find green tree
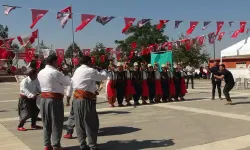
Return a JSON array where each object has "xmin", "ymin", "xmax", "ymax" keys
[
  {"xmin": 90, "ymin": 42, "xmax": 110, "ymax": 68},
  {"xmin": 172, "ymin": 36, "xmax": 210, "ymax": 68},
  {"xmin": 65, "ymin": 42, "xmax": 81, "ymax": 58},
  {"xmin": 38, "ymin": 40, "xmax": 50, "ymax": 49},
  {"xmin": 115, "ymin": 22, "xmax": 168, "ymax": 63},
  {"xmin": 0, "ymin": 25, "xmax": 9, "ymax": 39}
]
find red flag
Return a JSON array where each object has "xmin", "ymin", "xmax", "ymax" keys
[
  {"xmin": 25, "ymin": 48, "xmax": 35, "ymax": 62},
  {"xmin": 186, "ymin": 21, "xmax": 199, "ymax": 35},
  {"xmin": 91, "ymin": 57, "xmax": 95, "ymax": 64},
  {"xmin": 218, "ymin": 32, "xmax": 225, "ymax": 41},
  {"xmin": 129, "ymin": 50, "xmax": 134, "ymax": 59},
  {"xmin": 36, "ymin": 60, "xmax": 41, "ymax": 69},
  {"xmin": 131, "ymin": 42, "xmax": 137, "ymax": 49},
  {"xmin": 56, "ymin": 49, "xmax": 64, "ymax": 65},
  {"xmin": 82, "ymin": 49, "xmax": 90, "ymax": 56},
  {"xmin": 17, "ymin": 29, "xmax": 38, "ymax": 46},
  {"xmin": 105, "ymin": 47, "xmax": 113, "ymax": 52},
  {"xmin": 100, "ymin": 55, "xmax": 105, "ymax": 62},
  {"xmin": 57, "ymin": 6, "xmax": 72, "ymax": 19},
  {"xmin": 216, "ymin": 21, "xmax": 224, "ymax": 35},
  {"xmin": 208, "ymin": 32, "xmax": 216, "ymax": 44},
  {"xmin": 232, "ymin": 30, "xmax": 240, "ymax": 38},
  {"xmin": 162, "ymin": 42, "xmax": 168, "ymax": 48},
  {"xmin": 122, "ymin": 17, "xmax": 136, "ymax": 33},
  {"xmin": 75, "ymin": 14, "xmax": 95, "ymax": 32},
  {"xmin": 185, "ymin": 39, "xmax": 191, "ymax": 50},
  {"xmin": 72, "ymin": 58, "xmax": 79, "ymax": 66},
  {"xmin": 239, "ymin": 21, "xmax": 247, "ymax": 33},
  {"xmin": 156, "ymin": 20, "xmax": 169, "ymax": 30},
  {"xmin": 167, "ymin": 42, "xmax": 173, "ymax": 50},
  {"xmin": 30, "ymin": 9, "xmax": 48, "ymax": 29},
  {"xmin": 196, "ymin": 36, "xmax": 205, "ymax": 46},
  {"xmin": 116, "ymin": 52, "xmax": 121, "ymax": 61}
]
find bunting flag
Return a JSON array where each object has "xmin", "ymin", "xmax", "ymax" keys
[
  {"xmin": 75, "ymin": 14, "xmax": 95, "ymax": 32},
  {"xmin": 167, "ymin": 42, "xmax": 173, "ymax": 50},
  {"xmin": 82, "ymin": 49, "xmax": 90, "ymax": 56},
  {"xmin": 239, "ymin": 21, "xmax": 247, "ymax": 33},
  {"xmin": 25, "ymin": 48, "xmax": 35, "ymax": 63},
  {"xmin": 36, "ymin": 60, "xmax": 42, "ymax": 69},
  {"xmin": 3, "ymin": 5, "xmax": 19, "ymax": 15},
  {"xmin": 0, "ymin": 38, "xmax": 14, "ymax": 49},
  {"xmin": 116, "ymin": 51, "xmax": 121, "ymax": 61},
  {"xmin": 231, "ymin": 30, "xmax": 240, "ymax": 38},
  {"xmin": 137, "ymin": 19, "xmax": 150, "ymax": 27},
  {"xmin": 122, "ymin": 17, "xmax": 136, "ymax": 33},
  {"xmin": 57, "ymin": 6, "xmax": 72, "ymax": 19},
  {"xmin": 100, "ymin": 55, "xmax": 105, "ymax": 62},
  {"xmin": 229, "ymin": 21, "xmax": 233, "ymax": 27},
  {"xmin": 186, "ymin": 21, "xmax": 199, "ymax": 35},
  {"xmin": 30, "ymin": 9, "xmax": 48, "ymax": 29},
  {"xmin": 218, "ymin": 32, "xmax": 225, "ymax": 41},
  {"xmin": 216, "ymin": 21, "xmax": 224, "ymax": 35},
  {"xmin": 208, "ymin": 32, "xmax": 216, "ymax": 44},
  {"xmin": 57, "ymin": 12, "xmax": 70, "ymax": 28},
  {"xmin": 202, "ymin": 21, "xmax": 211, "ymax": 30},
  {"xmin": 175, "ymin": 21, "xmax": 182, "ymax": 29},
  {"xmin": 72, "ymin": 57, "xmax": 79, "ymax": 66},
  {"xmin": 185, "ymin": 39, "xmax": 191, "ymax": 50},
  {"xmin": 131, "ymin": 42, "xmax": 137, "ymax": 49},
  {"xmin": 17, "ymin": 29, "xmax": 38, "ymax": 46},
  {"xmin": 162, "ymin": 42, "xmax": 168, "ymax": 48},
  {"xmin": 96, "ymin": 16, "xmax": 115, "ymax": 25},
  {"xmin": 105, "ymin": 47, "xmax": 113, "ymax": 52},
  {"xmin": 56, "ymin": 49, "xmax": 64, "ymax": 65},
  {"xmin": 197, "ymin": 36, "xmax": 205, "ymax": 45},
  {"xmin": 91, "ymin": 57, "xmax": 95, "ymax": 64},
  {"xmin": 156, "ymin": 20, "xmax": 169, "ymax": 30}
]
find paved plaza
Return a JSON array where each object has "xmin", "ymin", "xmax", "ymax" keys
[{"xmin": 1, "ymin": 80, "xmax": 250, "ymax": 150}]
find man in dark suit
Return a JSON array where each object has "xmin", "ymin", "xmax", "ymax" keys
[{"xmin": 210, "ymin": 61, "xmax": 222, "ymax": 100}]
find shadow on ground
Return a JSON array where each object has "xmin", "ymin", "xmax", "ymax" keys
[
  {"xmin": 98, "ymin": 126, "xmax": 141, "ymax": 136},
  {"xmin": 98, "ymin": 111, "xmax": 131, "ymax": 115},
  {"xmin": 233, "ymin": 101, "xmax": 250, "ymax": 105},
  {"xmin": 66, "ymin": 139, "xmax": 175, "ymax": 150}
]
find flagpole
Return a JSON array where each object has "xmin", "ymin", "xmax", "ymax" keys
[
  {"xmin": 37, "ymin": 29, "xmax": 40, "ymax": 52},
  {"xmin": 71, "ymin": 4, "xmax": 75, "ymax": 58}
]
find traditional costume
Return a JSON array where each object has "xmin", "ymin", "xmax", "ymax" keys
[
  {"xmin": 147, "ymin": 64, "xmax": 155, "ymax": 103},
  {"xmin": 173, "ymin": 68, "xmax": 182, "ymax": 101},
  {"xmin": 18, "ymin": 67, "xmax": 41, "ymax": 131},
  {"xmin": 180, "ymin": 70, "xmax": 187, "ymax": 100},
  {"xmin": 115, "ymin": 63, "xmax": 126, "ymax": 107},
  {"xmin": 125, "ymin": 66, "xmax": 135, "ymax": 106},
  {"xmin": 141, "ymin": 66, "xmax": 149, "ymax": 104},
  {"xmin": 168, "ymin": 68, "xmax": 175, "ymax": 100},
  {"xmin": 161, "ymin": 64, "xmax": 170, "ymax": 102},
  {"xmin": 38, "ymin": 55, "xmax": 71, "ymax": 150},
  {"xmin": 155, "ymin": 67, "xmax": 163, "ymax": 103},
  {"xmin": 106, "ymin": 67, "xmax": 116, "ymax": 107},
  {"xmin": 71, "ymin": 63, "xmax": 107, "ymax": 150},
  {"xmin": 132, "ymin": 62, "xmax": 142, "ymax": 105}
]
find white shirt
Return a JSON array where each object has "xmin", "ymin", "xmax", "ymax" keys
[
  {"xmin": 65, "ymin": 83, "xmax": 73, "ymax": 97},
  {"xmin": 185, "ymin": 65, "xmax": 195, "ymax": 76},
  {"xmin": 38, "ymin": 65, "xmax": 71, "ymax": 94},
  {"xmin": 107, "ymin": 71, "xmax": 116, "ymax": 80},
  {"xmin": 20, "ymin": 76, "xmax": 41, "ymax": 98},
  {"xmin": 72, "ymin": 65, "xmax": 108, "ymax": 93},
  {"xmin": 155, "ymin": 71, "xmax": 161, "ymax": 79},
  {"xmin": 142, "ymin": 71, "xmax": 147, "ymax": 80}
]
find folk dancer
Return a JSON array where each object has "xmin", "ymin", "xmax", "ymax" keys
[
  {"xmin": 132, "ymin": 62, "xmax": 142, "ymax": 105},
  {"xmin": 18, "ymin": 67, "xmax": 42, "ymax": 131},
  {"xmin": 167, "ymin": 64, "xmax": 175, "ymax": 101},
  {"xmin": 38, "ymin": 54, "xmax": 71, "ymax": 150},
  {"xmin": 180, "ymin": 66, "xmax": 187, "ymax": 100},
  {"xmin": 173, "ymin": 66, "xmax": 185, "ymax": 101},
  {"xmin": 141, "ymin": 63, "xmax": 149, "ymax": 104},
  {"xmin": 125, "ymin": 65, "xmax": 135, "ymax": 106},
  {"xmin": 161, "ymin": 64, "xmax": 170, "ymax": 102},
  {"xmin": 147, "ymin": 64, "xmax": 155, "ymax": 103},
  {"xmin": 115, "ymin": 62, "xmax": 126, "ymax": 107},
  {"xmin": 154, "ymin": 63, "xmax": 163, "ymax": 103},
  {"xmin": 106, "ymin": 64, "xmax": 117, "ymax": 107},
  {"xmin": 214, "ymin": 64, "xmax": 235, "ymax": 105},
  {"xmin": 71, "ymin": 56, "xmax": 107, "ymax": 150}
]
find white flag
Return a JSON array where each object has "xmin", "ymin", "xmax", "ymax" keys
[
  {"xmin": 3, "ymin": 5, "xmax": 16, "ymax": 15},
  {"xmin": 57, "ymin": 12, "xmax": 70, "ymax": 28}
]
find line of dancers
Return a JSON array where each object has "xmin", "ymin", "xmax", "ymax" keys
[{"xmin": 106, "ymin": 62, "xmax": 187, "ymax": 107}]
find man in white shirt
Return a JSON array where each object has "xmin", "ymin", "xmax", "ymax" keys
[
  {"xmin": 18, "ymin": 67, "xmax": 41, "ymax": 131},
  {"xmin": 38, "ymin": 54, "xmax": 71, "ymax": 150},
  {"xmin": 71, "ymin": 56, "xmax": 107, "ymax": 150},
  {"xmin": 185, "ymin": 62, "xmax": 195, "ymax": 89}
]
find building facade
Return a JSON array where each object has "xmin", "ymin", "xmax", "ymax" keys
[{"xmin": 209, "ymin": 56, "xmax": 250, "ymax": 69}]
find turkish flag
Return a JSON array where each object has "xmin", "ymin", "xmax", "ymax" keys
[
  {"xmin": 91, "ymin": 57, "xmax": 95, "ymax": 64},
  {"xmin": 105, "ymin": 47, "xmax": 113, "ymax": 52},
  {"xmin": 100, "ymin": 55, "xmax": 105, "ymax": 62},
  {"xmin": 197, "ymin": 36, "xmax": 205, "ymax": 46},
  {"xmin": 129, "ymin": 50, "xmax": 135, "ymax": 59},
  {"xmin": 116, "ymin": 52, "xmax": 121, "ymax": 61},
  {"xmin": 56, "ymin": 49, "xmax": 64, "ymax": 65},
  {"xmin": 25, "ymin": 48, "xmax": 35, "ymax": 62},
  {"xmin": 218, "ymin": 32, "xmax": 225, "ymax": 41},
  {"xmin": 185, "ymin": 39, "xmax": 191, "ymax": 51},
  {"xmin": 75, "ymin": 14, "xmax": 95, "ymax": 32},
  {"xmin": 82, "ymin": 49, "xmax": 90, "ymax": 56},
  {"xmin": 216, "ymin": 21, "xmax": 224, "ymax": 36},
  {"xmin": 156, "ymin": 20, "xmax": 169, "ymax": 30},
  {"xmin": 17, "ymin": 29, "xmax": 38, "ymax": 46},
  {"xmin": 36, "ymin": 60, "xmax": 42, "ymax": 69},
  {"xmin": 239, "ymin": 21, "xmax": 247, "ymax": 33},
  {"xmin": 30, "ymin": 9, "xmax": 48, "ymax": 29},
  {"xmin": 186, "ymin": 21, "xmax": 199, "ymax": 35},
  {"xmin": 57, "ymin": 6, "xmax": 72, "ymax": 19},
  {"xmin": 72, "ymin": 57, "xmax": 79, "ymax": 66},
  {"xmin": 232, "ymin": 30, "xmax": 240, "ymax": 38},
  {"xmin": 131, "ymin": 42, "xmax": 137, "ymax": 49},
  {"xmin": 162, "ymin": 42, "xmax": 168, "ymax": 49},
  {"xmin": 122, "ymin": 17, "xmax": 136, "ymax": 33},
  {"xmin": 167, "ymin": 42, "xmax": 173, "ymax": 50}
]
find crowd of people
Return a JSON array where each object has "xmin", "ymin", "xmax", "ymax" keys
[{"xmin": 16, "ymin": 52, "xmax": 235, "ymax": 150}]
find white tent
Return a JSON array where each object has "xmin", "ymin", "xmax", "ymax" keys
[{"xmin": 221, "ymin": 37, "xmax": 250, "ymax": 58}]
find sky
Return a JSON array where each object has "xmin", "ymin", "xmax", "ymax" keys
[{"xmin": 1, "ymin": 0, "xmax": 250, "ymax": 58}]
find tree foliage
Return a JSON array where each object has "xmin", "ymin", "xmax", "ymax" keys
[
  {"xmin": 65, "ymin": 42, "xmax": 81, "ymax": 58},
  {"xmin": 0, "ymin": 25, "xmax": 9, "ymax": 39},
  {"xmin": 90, "ymin": 42, "xmax": 110, "ymax": 68}
]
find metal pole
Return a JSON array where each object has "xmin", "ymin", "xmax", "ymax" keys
[
  {"xmin": 213, "ymin": 41, "xmax": 216, "ymax": 63},
  {"xmin": 71, "ymin": 4, "xmax": 75, "ymax": 57}
]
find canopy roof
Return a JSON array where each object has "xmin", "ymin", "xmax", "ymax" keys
[{"xmin": 221, "ymin": 38, "xmax": 250, "ymax": 57}]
